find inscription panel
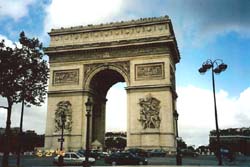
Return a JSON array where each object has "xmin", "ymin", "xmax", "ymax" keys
[
  {"xmin": 135, "ymin": 62, "xmax": 164, "ymax": 81},
  {"xmin": 53, "ymin": 69, "xmax": 79, "ymax": 85}
]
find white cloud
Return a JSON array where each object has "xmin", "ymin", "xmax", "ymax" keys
[
  {"xmin": 0, "ymin": 96, "xmax": 47, "ymax": 134},
  {"xmin": 0, "ymin": 0, "xmax": 35, "ymax": 21},
  {"xmin": 0, "ymin": 34, "xmax": 16, "ymax": 47},
  {"xmin": 44, "ymin": 0, "xmax": 124, "ymax": 32},
  {"xmin": 0, "ymin": 34, "xmax": 23, "ymax": 50},
  {"xmin": 177, "ymin": 85, "xmax": 250, "ymax": 146},
  {"xmin": 164, "ymin": 0, "xmax": 250, "ymax": 47},
  {"xmin": 0, "ymin": 90, "xmax": 47, "ymax": 135}
]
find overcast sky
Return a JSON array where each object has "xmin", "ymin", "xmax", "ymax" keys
[{"xmin": 0, "ymin": 0, "xmax": 250, "ymax": 147}]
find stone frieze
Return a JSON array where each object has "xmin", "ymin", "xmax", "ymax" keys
[
  {"xmin": 53, "ymin": 69, "xmax": 79, "ymax": 85},
  {"xmin": 49, "ymin": 43, "xmax": 170, "ymax": 63},
  {"xmin": 84, "ymin": 61, "xmax": 130, "ymax": 82},
  {"xmin": 49, "ymin": 21, "xmax": 170, "ymax": 47},
  {"xmin": 135, "ymin": 62, "xmax": 164, "ymax": 81}
]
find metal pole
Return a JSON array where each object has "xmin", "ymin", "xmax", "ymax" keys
[
  {"xmin": 60, "ymin": 121, "xmax": 64, "ymax": 151},
  {"xmin": 175, "ymin": 116, "xmax": 182, "ymax": 165},
  {"xmin": 17, "ymin": 99, "xmax": 25, "ymax": 167},
  {"xmin": 58, "ymin": 115, "xmax": 65, "ymax": 166},
  {"xmin": 212, "ymin": 68, "xmax": 222, "ymax": 165},
  {"xmin": 85, "ymin": 111, "xmax": 91, "ymax": 167}
]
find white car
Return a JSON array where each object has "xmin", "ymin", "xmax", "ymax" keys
[{"xmin": 53, "ymin": 152, "xmax": 95, "ymax": 165}]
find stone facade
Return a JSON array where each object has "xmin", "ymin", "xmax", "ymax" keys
[{"xmin": 44, "ymin": 16, "xmax": 180, "ymax": 152}]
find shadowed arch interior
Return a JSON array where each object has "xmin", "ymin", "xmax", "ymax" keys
[{"xmin": 89, "ymin": 69, "xmax": 125, "ymax": 98}]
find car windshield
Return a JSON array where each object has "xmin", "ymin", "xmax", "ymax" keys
[
  {"xmin": 126, "ymin": 153, "xmax": 135, "ymax": 157},
  {"xmin": 76, "ymin": 152, "xmax": 84, "ymax": 157},
  {"xmin": 71, "ymin": 153, "xmax": 79, "ymax": 158},
  {"xmin": 64, "ymin": 154, "xmax": 70, "ymax": 158}
]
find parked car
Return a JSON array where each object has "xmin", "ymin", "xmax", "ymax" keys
[
  {"xmin": 77, "ymin": 149, "xmax": 86, "ymax": 156},
  {"xmin": 53, "ymin": 152, "xmax": 95, "ymax": 165},
  {"xmin": 77, "ymin": 149, "xmax": 109, "ymax": 159},
  {"xmin": 126, "ymin": 148, "xmax": 149, "ymax": 157},
  {"xmin": 219, "ymin": 148, "xmax": 235, "ymax": 162},
  {"xmin": 90, "ymin": 150, "xmax": 109, "ymax": 159},
  {"xmin": 180, "ymin": 149, "xmax": 199, "ymax": 157},
  {"xmin": 105, "ymin": 152, "xmax": 148, "ymax": 165},
  {"xmin": 149, "ymin": 149, "xmax": 166, "ymax": 157}
]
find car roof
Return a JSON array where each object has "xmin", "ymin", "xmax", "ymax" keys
[{"xmin": 65, "ymin": 152, "xmax": 77, "ymax": 154}]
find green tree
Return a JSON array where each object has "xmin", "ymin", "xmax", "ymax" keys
[
  {"xmin": 115, "ymin": 137, "xmax": 126, "ymax": 149},
  {"xmin": 178, "ymin": 139, "xmax": 187, "ymax": 149},
  {"xmin": 0, "ymin": 32, "xmax": 49, "ymax": 167}
]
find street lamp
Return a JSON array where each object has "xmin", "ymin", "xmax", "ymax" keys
[
  {"xmin": 58, "ymin": 111, "xmax": 66, "ymax": 166},
  {"xmin": 173, "ymin": 110, "xmax": 182, "ymax": 165},
  {"xmin": 84, "ymin": 97, "xmax": 93, "ymax": 167},
  {"xmin": 198, "ymin": 59, "xmax": 227, "ymax": 166}
]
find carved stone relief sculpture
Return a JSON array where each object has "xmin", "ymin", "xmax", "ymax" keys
[
  {"xmin": 53, "ymin": 69, "xmax": 79, "ymax": 85},
  {"xmin": 138, "ymin": 94, "xmax": 161, "ymax": 129},
  {"xmin": 54, "ymin": 101, "xmax": 73, "ymax": 132},
  {"xmin": 84, "ymin": 61, "xmax": 130, "ymax": 82},
  {"xmin": 135, "ymin": 62, "xmax": 164, "ymax": 80}
]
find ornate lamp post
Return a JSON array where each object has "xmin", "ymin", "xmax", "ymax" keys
[
  {"xmin": 198, "ymin": 59, "xmax": 227, "ymax": 166},
  {"xmin": 58, "ymin": 111, "xmax": 66, "ymax": 166},
  {"xmin": 173, "ymin": 110, "xmax": 182, "ymax": 165},
  {"xmin": 84, "ymin": 97, "xmax": 93, "ymax": 167}
]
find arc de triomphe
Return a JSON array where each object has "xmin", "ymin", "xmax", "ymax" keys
[{"xmin": 44, "ymin": 16, "xmax": 180, "ymax": 152}]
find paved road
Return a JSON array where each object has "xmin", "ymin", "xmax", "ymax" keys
[{"xmin": 1, "ymin": 155, "xmax": 250, "ymax": 167}]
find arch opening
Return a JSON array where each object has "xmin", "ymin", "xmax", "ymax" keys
[
  {"xmin": 89, "ymin": 69, "xmax": 125, "ymax": 98},
  {"xmin": 88, "ymin": 69, "xmax": 127, "ymax": 149}
]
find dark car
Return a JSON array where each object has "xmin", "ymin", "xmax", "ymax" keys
[
  {"xmin": 219, "ymin": 148, "xmax": 235, "ymax": 162},
  {"xmin": 126, "ymin": 148, "xmax": 149, "ymax": 157},
  {"xmin": 78, "ymin": 149, "xmax": 109, "ymax": 159},
  {"xmin": 105, "ymin": 152, "xmax": 148, "ymax": 165},
  {"xmin": 180, "ymin": 149, "xmax": 199, "ymax": 157},
  {"xmin": 90, "ymin": 150, "xmax": 109, "ymax": 159},
  {"xmin": 149, "ymin": 149, "xmax": 166, "ymax": 157},
  {"xmin": 77, "ymin": 149, "xmax": 86, "ymax": 156}
]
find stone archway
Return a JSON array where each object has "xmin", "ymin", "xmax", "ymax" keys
[
  {"xmin": 44, "ymin": 16, "xmax": 180, "ymax": 152},
  {"xmin": 85, "ymin": 66, "xmax": 128, "ymax": 148}
]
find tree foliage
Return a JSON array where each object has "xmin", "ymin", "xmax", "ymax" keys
[
  {"xmin": 105, "ymin": 137, "xmax": 127, "ymax": 150},
  {"xmin": 0, "ymin": 32, "xmax": 49, "ymax": 167},
  {"xmin": 178, "ymin": 139, "xmax": 187, "ymax": 149},
  {"xmin": 0, "ymin": 31, "xmax": 49, "ymax": 106}
]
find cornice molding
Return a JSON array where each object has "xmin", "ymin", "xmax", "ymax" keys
[
  {"xmin": 49, "ymin": 16, "xmax": 170, "ymax": 35},
  {"xmin": 126, "ymin": 84, "xmax": 172, "ymax": 91},
  {"xmin": 46, "ymin": 16, "xmax": 180, "ymax": 64},
  {"xmin": 45, "ymin": 35, "xmax": 172, "ymax": 53}
]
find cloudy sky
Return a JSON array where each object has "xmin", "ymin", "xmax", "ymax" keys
[{"xmin": 0, "ymin": 0, "xmax": 249, "ymax": 147}]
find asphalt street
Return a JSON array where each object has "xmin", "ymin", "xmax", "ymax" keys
[{"xmin": 1, "ymin": 155, "xmax": 250, "ymax": 167}]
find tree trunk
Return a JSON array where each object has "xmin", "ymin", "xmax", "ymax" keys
[
  {"xmin": 2, "ymin": 99, "xmax": 13, "ymax": 167},
  {"xmin": 17, "ymin": 99, "xmax": 25, "ymax": 167}
]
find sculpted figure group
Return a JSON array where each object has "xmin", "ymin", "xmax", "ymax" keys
[{"xmin": 138, "ymin": 94, "xmax": 161, "ymax": 129}]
